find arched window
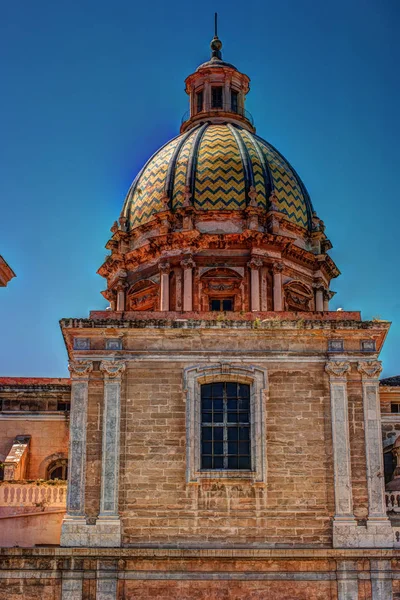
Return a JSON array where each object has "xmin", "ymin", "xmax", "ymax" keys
[{"xmin": 47, "ymin": 459, "xmax": 68, "ymax": 480}]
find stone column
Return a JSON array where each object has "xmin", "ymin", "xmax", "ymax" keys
[
  {"xmin": 358, "ymin": 360, "xmax": 393, "ymax": 547},
  {"xmin": 61, "ymin": 571, "xmax": 84, "ymax": 600},
  {"xmin": 248, "ymin": 257, "xmax": 263, "ymax": 312},
  {"xmin": 370, "ymin": 560, "xmax": 392, "ymax": 599},
  {"xmin": 115, "ymin": 270, "xmax": 127, "ymax": 312},
  {"xmin": 260, "ymin": 267, "xmax": 268, "ymax": 311},
  {"xmin": 223, "ymin": 77, "xmax": 230, "ymax": 110},
  {"xmin": 98, "ymin": 360, "xmax": 126, "ymax": 545},
  {"xmin": 272, "ymin": 262, "xmax": 283, "ymax": 311},
  {"xmin": 159, "ymin": 262, "xmax": 170, "ymax": 311},
  {"xmin": 61, "ymin": 361, "xmax": 93, "ymax": 544},
  {"xmin": 181, "ymin": 256, "xmax": 195, "ymax": 312},
  {"xmin": 204, "ymin": 79, "xmax": 211, "ymax": 111},
  {"xmin": 337, "ymin": 560, "xmax": 359, "ymax": 600},
  {"xmin": 175, "ymin": 267, "xmax": 183, "ymax": 311},
  {"xmin": 325, "ymin": 360, "xmax": 358, "ymax": 547},
  {"xmin": 314, "ymin": 283, "xmax": 324, "ymax": 311}
]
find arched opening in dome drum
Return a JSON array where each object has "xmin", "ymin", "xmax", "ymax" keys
[{"xmin": 200, "ymin": 268, "xmax": 243, "ymax": 312}]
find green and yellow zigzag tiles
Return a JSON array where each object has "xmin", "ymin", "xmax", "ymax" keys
[
  {"xmin": 124, "ymin": 123, "xmax": 311, "ymax": 230},
  {"xmin": 194, "ymin": 125, "xmax": 246, "ymax": 210},
  {"xmin": 128, "ymin": 138, "xmax": 180, "ymax": 228},
  {"xmin": 257, "ymin": 141, "xmax": 308, "ymax": 228}
]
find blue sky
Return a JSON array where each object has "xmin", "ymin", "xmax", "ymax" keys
[{"xmin": 0, "ymin": 0, "xmax": 399, "ymax": 377}]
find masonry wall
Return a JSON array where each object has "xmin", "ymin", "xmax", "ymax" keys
[{"xmin": 119, "ymin": 360, "xmax": 336, "ymax": 546}]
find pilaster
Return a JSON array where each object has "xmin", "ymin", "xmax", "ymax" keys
[
  {"xmin": 61, "ymin": 360, "xmax": 93, "ymax": 546},
  {"xmin": 337, "ymin": 560, "xmax": 358, "ymax": 600},
  {"xmin": 272, "ymin": 262, "xmax": 283, "ymax": 311},
  {"xmin": 181, "ymin": 255, "xmax": 195, "ymax": 312},
  {"xmin": 358, "ymin": 360, "xmax": 393, "ymax": 547},
  {"xmin": 248, "ymin": 257, "xmax": 262, "ymax": 312},
  {"xmin": 325, "ymin": 360, "xmax": 359, "ymax": 547},
  {"xmin": 97, "ymin": 360, "xmax": 126, "ymax": 547},
  {"xmin": 159, "ymin": 261, "xmax": 170, "ymax": 311},
  {"xmin": 370, "ymin": 559, "xmax": 393, "ymax": 599}
]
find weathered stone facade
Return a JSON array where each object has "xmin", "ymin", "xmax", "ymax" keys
[{"xmin": 1, "ymin": 29, "xmax": 400, "ymax": 600}]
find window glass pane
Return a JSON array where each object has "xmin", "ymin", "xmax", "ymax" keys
[
  {"xmin": 212, "ymin": 383, "xmax": 224, "ymax": 397},
  {"xmin": 213, "ymin": 398, "xmax": 223, "ymax": 411},
  {"xmin": 200, "ymin": 383, "xmax": 251, "ymax": 471},
  {"xmin": 196, "ymin": 90, "xmax": 203, "ymax": 113},
  {"xmin": 239, "ymin": 456, "xmax": 251, "ymax": 469},
  {"xmin": 202, "ymin": 384, "xmax": 212, "ymax": 397},
  {"xmin": 222, "ymin": 299, "xmax": 233, "ymax": 311},
  {"xmin": 202, "ymin": 427, "xmax": 212, "ymax": 440},
  {"xmin": 391, "ymin": 404, "xmax": 399, "ymax": 413},
  {"xmin": 210, "ymin": 299, "xmax": 220, "ymax": 311},
  {"xmin": 214, "ymin": 456, "xmax": 224, "ymax": 469},
  {"xmin": 231, "ymin": 90, "xmax": 239, "ymax": 112},
  {"xmin": 239, "ymin": 427, "xmax": 249, "ymax": 440},
  {"xmin": 228, "ymin": 456, "xmax": 238, "ymax": 469},
  {"xmin": 212, "ymin": 87, "xmax": 223, "ymax": 108},
  {"xmin": 214, "ymin": 442, "xmax": 223, "ymax": 455},
  {"xmin": 202, "ymin": 456, "xmax": 212, "ymax": 469},
  {"xmin": 226, "ymin": 382, "xmax": 237, "ymax": 397},
  {"xmin": 202, "ymin": 442, "xmax": 212, "ymax": 454},
  {"xmin": 214, "ymin": 427, "xmax": 223, "ymax": 441}
]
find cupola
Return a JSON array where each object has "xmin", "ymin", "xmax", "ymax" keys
[{"xmin": 181, "ymin": 15, "xmax": 254, "ymax": 133}]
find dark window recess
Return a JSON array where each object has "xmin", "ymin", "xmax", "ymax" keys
[
  {"xmin": 0, "ymin": 398, "xmax": 3, "ymax": 412},
  {"xmin": 384, "ymin": 451, "xmax": 396, "ymax": 484},
  {"xmin": 47, "ymin": 460, "xmax": 68, "ymax": 480},
  {"xmin": 211, "ymin": 86, "xmax": 223, "ymax": 108},
  {"xmin": 210, "ymin": 298, "xmax": 233, "ymax": 311},
  {"xmin": 231, "ymin": 90, "xmax": 239, "ymax": 113},
  {"xmin": 201, "ymin": 382, "xmax": 251, "ymax": 470},
  {"xmin": 196, "ymin": 90, "xmax": 203, "ymax": 113},
  {"xmin": 391, "ymin": 403, "xmax": 400, "ymax": 414},
  {"xmin": 57, "ymin": 401, "xmax": 71, "ymax": 412}
]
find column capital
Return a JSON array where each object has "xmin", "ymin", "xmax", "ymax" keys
[
  {"xmin": 313, "ymin": 281, "xmax": 326, "ymax": 292},
  {"xmin": 325, "ymin": 360, "xmax": 351, "ymax": 379},
  {"xmin": 272, "ymin": 261, "xmax": 283, "ymax": 274},
  {"xmin": 181, "ymin": 255, "xmax": 195, "ymax": 270},
  {"xmin": 158, "ymin": 261, "xmax": 170, "ymax": 275},
  {"xmin": 68, "ymin": 360, "xmax": 93, "ymax": 379},
  {"xmin": 100, "ymin": 360, "xmax": 126, "ymax": 379},
  {"xmin": 247, "ymin": 257, "xmax": 263, "ymax": 270},
  {"xmin": 324, "ymin": 289, "xmax": 336, "ymax": 300},
  {"xmin": 357, "ymin": 360, "xmax": 382, "ymax": 380}
]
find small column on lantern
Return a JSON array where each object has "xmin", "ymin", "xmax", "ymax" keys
[
  {"xmin": 248, "ymin": 257, "xmax": 263, "ymax": 312},
  {"xmin": 323, "ymin": 290, "xmax": 335, "ymax": 312},
  {"xmin": 272, "ymin": 262, "xmax": 284, "ymax": 311},
  {"xmin": 181, "ymin": 255, "xmax": 195, "ymax": 312},
  {"xmin": 115, "ymin": 270, "xmax": 127, "ymax": 312},
  {"xmin": 314, "ymin": 283, "xmax": 325, "ymax": 312},
  {"xmin": 159, "ymin": 262, "xmax": 170, "ymax": 311}
]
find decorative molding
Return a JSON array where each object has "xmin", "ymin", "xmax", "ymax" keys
[
  {"xmin": 68, "ymin": 361, "xmax": 93, "ymax": 379},
  {"xmin": 183, "ymin": 363, "xmax": 268, "ymax": 484},
  {"xmin": 247, "ymin": 257, "xmax": 263, "ymax": 270},
  {"xmin": 158, "ymin": 261, "xmax": 171, "ymax": 275},
  {"xmin": 325, "ymin": 361, "xmax": 351, "ymax": 379},
  {"xmin": 99, "ymin": 360, "xmax": 126, "ymax": 379},
  {"xmin": 357, "ymin": 360, "xmax": 382, "ymax": 379},
  {"xmin": 73, "ymin": 338, "xmax": 90, "ymax": 350}
]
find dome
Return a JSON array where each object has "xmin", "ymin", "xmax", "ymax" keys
[{"xmin": 121, "ymin": 123, "xmax": 314, "ymax": 231}]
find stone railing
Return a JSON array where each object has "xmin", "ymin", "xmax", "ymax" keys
[
  {"xmin": 385, "ymin": 491, "xmax": 400, "ymax": 513},
  {"xmin": 0, "ymin": 481, "xmax": 67, "ymax": 510}
]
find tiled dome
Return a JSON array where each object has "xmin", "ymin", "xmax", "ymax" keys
[{"xmin": 121, "ymin": 123, "xmax": 314, "ymax": 231}]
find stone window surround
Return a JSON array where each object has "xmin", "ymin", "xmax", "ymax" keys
[{"xmin": 184, "ymin": 363, "xmax": 267, "ymax": 484}]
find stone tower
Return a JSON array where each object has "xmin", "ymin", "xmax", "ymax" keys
[{"xmin": 57, "ymin": 31, "xmax": 395, "ymax": 600}]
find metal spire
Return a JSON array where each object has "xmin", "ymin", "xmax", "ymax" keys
[{"xmin": 210, "ymin": 12, "xmax": 222, "ymax": 59}]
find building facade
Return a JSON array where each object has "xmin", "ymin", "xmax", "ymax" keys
[{"xmin": 1, "ymin": 33, "xmax": 400, "ymax": 600}]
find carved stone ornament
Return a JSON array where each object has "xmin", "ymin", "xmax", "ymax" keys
[
  {"xmin": 248, "ymin": 186, "xmax": 258, "ymax": 207},
  {"xmin": 357, "ymin": 360, "xmax": 382, "ymax": 379},
  {"xmin": 268, "ymin": 190, "xmax": 279, "ymax": 211},
  {"xmin": 68, "ymin": 360, "xmax": 93, "ymax": 378},
  {"xmin": 272, "ymin": 262, "xmax": 284, "ymax": 274},
  {"xmin": 183, "ymin": 185, "xmax": 192, "ymax": 207},
  {"xmin": 248, "ymin": 257, "xmax": 263, "ymax": 270},
  {"xmin": 100, "ymin": 360, "xmax": 126, "ymax": 379},
  {"xmin": 181, "ymin": 256, "xmax": 196, "ymax": 270},
  {"xmin": 325, "ymin": 361, "xmax": 351, "ymax": 379},
  {"xmin": 158, "ymin": 261, "xmax": 171, "ymax": 275},
  {"xmin": 160, "ymin": 193, "xmax": 170, "ymax": 211}
]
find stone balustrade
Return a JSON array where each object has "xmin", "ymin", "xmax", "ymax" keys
[
  {"xmin": 0, "ymin": 481, "xmax": 67, "ymax": 510},
  {"xmin": 385, "ymin": 491, "xmax": 400, "ymax": 513}
]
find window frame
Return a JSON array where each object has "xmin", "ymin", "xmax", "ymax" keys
[
  {"xmin": 184, "ymin": 363, "xmax": 267, "ymax": 483},
  {"xmin": 211, "ymin": 86, "xmax": 223, "ymax": 109}
]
